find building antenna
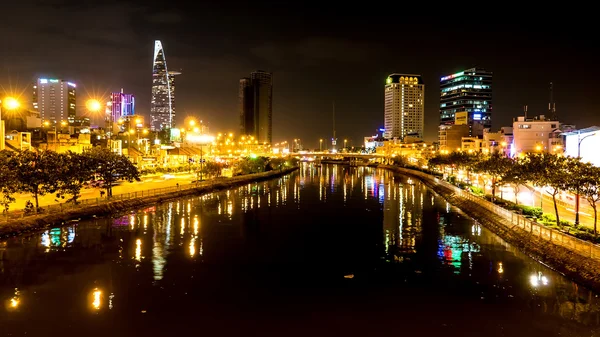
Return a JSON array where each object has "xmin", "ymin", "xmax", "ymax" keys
[
  {"xmin": 332, "ymin": 101, "xmax": 336, "ymax": 147},
  {"xmin": 549, "ymin": 82, "xmax": 557, "ymax": 120}
]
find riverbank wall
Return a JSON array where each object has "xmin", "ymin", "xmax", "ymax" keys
[
  {"xmin": 380, "ymin": 164, "xmax": 600, "ymax": 292},
  {"xmin": 0, "ymin": 167, "xmax": 298, "ymax": 239}
]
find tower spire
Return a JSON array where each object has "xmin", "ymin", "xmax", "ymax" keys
[
  {"xmin": 332, "ymin": 101, "xmax": 337, "ymax": 149},
  {"xmin": 549, "ymin": 82, "xmax": 557, "ymax": 120}
]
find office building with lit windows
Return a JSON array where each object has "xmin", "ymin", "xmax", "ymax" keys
[
  {"xmin": 439, "ymin": 67, "xmax": 492, "ymax": 133},
  {"xmin": 33, "ymin": 78, "xmax": 76, "ymax": 125},
  {"xmin": 384, "ymin": 74, "xmax": 424, "ymax": 140},
  {"xmin": 110, "ymin": 89, "xmax": 135, "ymax": 122},
  {"xmin": 239, "ymin": 70, "xmax": 273, "ymax": 144},
  {"xmin": 150, "ymin": 40, "xmax": 181, "ymax": 131}
]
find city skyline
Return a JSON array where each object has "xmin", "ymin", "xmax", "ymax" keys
[{"xmin": 1, "ymin": 4, "xmax": 598, "ymax": 147}]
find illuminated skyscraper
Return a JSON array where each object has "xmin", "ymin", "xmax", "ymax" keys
[
  {"xmin": 439, "ymin": 67, "xmax": 492, "ymax": 132},
  {"xmin": 384, "ymin": 74, "xmax": 424, "ymax": 139},
  {"xmin": 150, "ymin": 40, "xmax": 180, "ymax": 131},
  {"xmin": 238, "ymin": 70, "xmax": 273, "ymax": 143},
  {"xmin": 110, "ymin": 89, "xmax": 135, "ymax": 122},
  {"xmin": 33, "ymin": 78, "xmax": 76, "ymax": 124}
]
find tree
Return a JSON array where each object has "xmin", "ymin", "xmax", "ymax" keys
[
  {"xmin": 524, "ymin": 153, "xmax": 570, "ymax": 227},
  {"xmin": 570, "ymin": 162, "xmax": 600, "ymax": 236},
  {"xmin": 449, "ymin": 151, "xmax": 481, "ymax": 183},
  {"xmin": 56, "ymin": 152, "xmax": 95, "ymax": 204},
  {"xmin": 474, "ymin": 153, "xmax": 513, "ymax": 202},
  {"xmin": 197, "ymin": 161, "xmax": 223, "ymax": 180},
  {"xmin": 501, "ymin": 158, "xmax": 532, "ymax": 205},
  {"xmin": 235, "ymin": 156, "xmax": 267, "ymax": 175},
  {"xmin": 14, "ymin": 150, "xmax": 62, "ymax": 212},
  {"xmin": 0, "ymin": 151, "xmax": 18, "ymax": 215},
  {"xmin": 87, "ymin": 147, "xmax": 140, "ymax": 198},
  {"xmin": 267, "ymin": 158, "xmax": 286, "ymax": 171}
]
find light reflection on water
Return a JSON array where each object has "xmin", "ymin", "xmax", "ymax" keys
[{"xmin": 0, "ymin": 163, "xmax": 599, "ymax": 332}]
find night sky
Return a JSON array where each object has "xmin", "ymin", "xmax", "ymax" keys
[{"xmin": 1, "ymin": 2, "xmax": 598, "ymax": 147}]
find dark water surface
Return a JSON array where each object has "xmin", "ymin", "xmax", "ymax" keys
[{"xmin": 1, "ymin": 164, "xmax": 600, "ymax": 336}]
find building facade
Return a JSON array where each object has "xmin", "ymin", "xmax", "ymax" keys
[
  {"xmin": 512, "ymin": 115, "xmax": 562, "ymax": 156},
  {"xmin": 440, "ymin": 67, "xmax": 492, "ymax": 133},
  {"xmin": 33, "ymin": 78, "xmax": 76, "ymax": 125},
  {"xmin": 239, "ymin": 70, "xmax": 273, "ymax": 144},
  {"xmin": 150, "ymin": 40, "xmax": 180, "ymax": 131},
  {"xmin": 110, "ymin": 89, "xmax": 135, "ymax": 123},
  {"xmin": 564, "ymin": 126, "xmax": 600, "ymax": 167},
  {"xmin": 384, "ymin": 74, "xmax": 424, "ymax": 140},
  {"xmin": 439, "ymin": 124, "xmax": 470, "ymax": 151}
]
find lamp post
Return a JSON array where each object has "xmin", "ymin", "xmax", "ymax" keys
[
  {"xmin": 0, "ymin": 97, "xmax": 20, "ymax": 150},
  {"xmin": 575, "ymin": 131, "xmax": 596, "ymax": 225}
]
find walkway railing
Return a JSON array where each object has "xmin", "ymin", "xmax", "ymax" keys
[
  {"xmin": 394, "ymin": 167, "xmax": 600, "ymax": 261},
  {"xmin": 1, "ymin": 171, "xmax": 285, "ymax": 222}
]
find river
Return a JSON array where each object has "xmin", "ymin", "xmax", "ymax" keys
[{"xmin": 0, "ymin": 164, "xmax": 599, "ymax": 336}]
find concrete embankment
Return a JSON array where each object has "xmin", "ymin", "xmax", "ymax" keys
[
  {"xmin": 0, "ymin": 167, "xmax": 298, "ymax": 239},
  {"xmin": 380, "ymin": 165, "xmax": 600, "ymax": 293}
]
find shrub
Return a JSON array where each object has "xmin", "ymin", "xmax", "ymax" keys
[
  {"xmin": 518, "ymin": 206, "xmax": 542, "ymax": 218},
  {"xmin": 470, "ymin": 186, "xmax": 484, "ymax": 196},
  {"xmin": 541, "ymin": 213, "xmax": 556, "ymax": 223},
  {"xmin": 559, "ymin": 220, "xmax": 572, "ymax": 227}
]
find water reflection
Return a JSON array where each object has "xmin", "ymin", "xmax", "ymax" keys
[{"xmin": 0, "ymin": 163, "xmax": 599, "ymax": 332}]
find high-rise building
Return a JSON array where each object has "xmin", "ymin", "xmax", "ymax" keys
[
  {"xmin": 383, "ymin": 74, "xmax": 424, "ymax": 140},
  {"xmin": 110, "ymin": 89, "xmax": 135, "ymax": 123},
  {"xmin": 33, "ymin": 78, "xmax": 76, "ymax": 125},
  {"xmin": 150, "ymin": 40, "xmax": 180, "ymax": 131},
  {"xmin": 439, "ymin": 67, "xmax": 492, "ymax": 133},
  {"xmin": 238, "ymin": 70, "xmax": 273, "ymax": 144}
]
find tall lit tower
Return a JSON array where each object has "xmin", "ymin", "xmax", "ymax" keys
[
  {"xmin": 384, "ymin": 74, "xmax": 425, "ymax": 140},
  {"xmin": 439, "ymin": 67, "xmax": 492, "ymax": 132},
  {"xmin": 150, "ymin": 40, "xmax": 180, "ymax": 131},
  {"xmin": 33, "ymin": 78, "xmax": 76, "ymax": 125},
  {"xmin": 110, "ymin": 89, "xmax": 135, "ymax": 122},
  {"xmin": 238, "ymin": 70, "xmax": 273, "ymax": 143}
]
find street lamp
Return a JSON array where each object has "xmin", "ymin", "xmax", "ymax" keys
[
  {"xmin": 0, "ymin": 97, "xmax": 20, "ymax": 149},
  {"xmin": 575, "ymin": 131, "xmax": 597, "ymax": 225},
  {"xmin": 85, "ymin": 99, "xmax": 102, "ymax": 113}
]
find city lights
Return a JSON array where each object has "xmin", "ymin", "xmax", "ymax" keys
[
  {"xmin": 85, "ymin": 99, "xmax": 102, "ymax": 112},
  {"xmin": 92, "ymin": 288, "xmax": 102, "ymax": 310},
  {"xmin": 2, "ymin": 97, "xmax": 20, "ymax": 110}
]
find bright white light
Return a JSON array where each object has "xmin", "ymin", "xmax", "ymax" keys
[
  {"xmin": 186, "ymin": 134, "xmax": 215, "ymax": 144},
  {"xmin": 530, "ymin": 274, "xmax": 539, "ymax": 287}
]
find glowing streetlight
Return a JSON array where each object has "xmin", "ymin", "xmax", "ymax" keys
[
  {"xmin": 60, "ymin": 121, "xmax": 67, "ymax": 127},
  {"xmin": 535, "ymin": 144, "xmax": 542, "ymax": 152},
  {"xmin": 189, "ymin": 120, "xmax": 196, "ymax": 127},
  {"xmin": 2, "ymin": 97, "xmax": 20, "ymax": 111},
  {"xmin": 193, "ymin": 127, "xmax": 200, "ymax": 133},
  {"xmin": 143, "ymin": 129, "xmax": 149, "ymax": 135},
  {"xmin": 228, "ymin": 133, "xmax": 233, "ymax": 138},
  {"xmin": 85, "ymin": 99, "xmax": 102, "ymax": 112},
  {"xmin": 92, "ymin": 288, "xmax": 102, "ymax": 310},
  {"xmin": 135, "ymin": 118, "xmax": 141, "ymax": 125}
]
